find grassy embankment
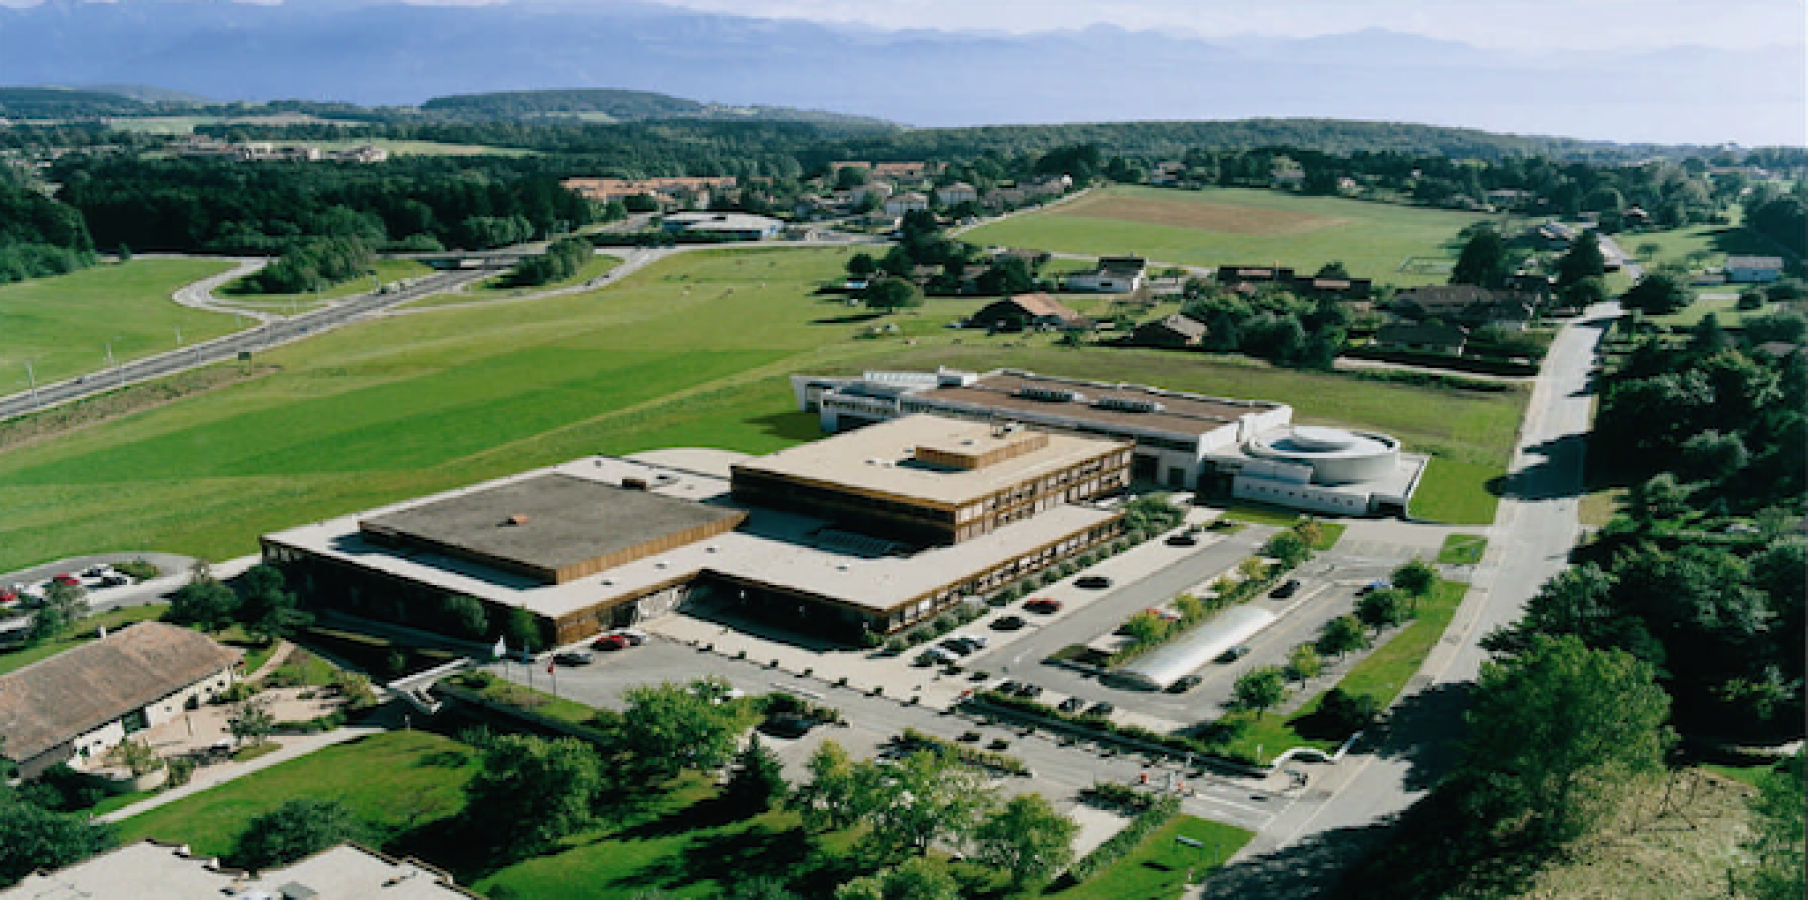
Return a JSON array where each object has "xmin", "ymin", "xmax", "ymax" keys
[{"xmin": 0, "ymin": 258, "xmax": 245, "ymax": 394}]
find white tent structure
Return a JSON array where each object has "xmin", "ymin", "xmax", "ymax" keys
[{"xmin": 1102, "ymin": 605, "xmax": 1279, "ymax": 692}]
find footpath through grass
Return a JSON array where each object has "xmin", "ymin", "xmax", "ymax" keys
[
  {"xmin": 1050, "ymin": 815, "xmax": 1252, "ymax": 899},
  {"xmin": 0, "ymin": 259, "xmax": 244, "ymax": 394}
]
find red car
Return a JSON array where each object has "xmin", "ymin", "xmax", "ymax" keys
[
  {"xmin": 1023, "ymin": 598, "xmax": 1063, "ymax": 614},
  {"xmin": 593, "ymin": 633, "xmax": 631, "ymax": 651},
  {"xmin": 51, "ymin": 574, "xmax": 80, "ymax": 587}
]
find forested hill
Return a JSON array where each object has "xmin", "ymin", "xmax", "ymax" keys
[
  {"xmin": 0, "ymin": 87, "xmax": 149, "ymax": 119},
  {"xmin": 419, "ymin": 89, "xmax": 894, "ymax": 129}
]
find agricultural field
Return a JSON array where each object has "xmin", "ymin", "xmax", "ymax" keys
[
  {"xmin": 965, "ymin": 186, "xmax": 1505, "ymax": 287},
  {"xmin": 0, "ymin": 246, "xmax": 1520, "ymax": 571},
  {"xmin": 0, "ymin": 258, "xmax": 245, "ymax": 394}
]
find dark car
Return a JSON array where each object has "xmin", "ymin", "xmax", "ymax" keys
[
  {"xmin": 1270, "ymin": 578, "xmax": 1302, "ymax": 599},
  {"xmin": 990, "ymin": 615, "xmax": 1026, "ymax": 631},
  {"xmin": 553, "ymin": 651, "xmax": 595, "ymax": 666},
  {"xmin": 100, "ymin": 574, "xmax": 130, "ymax": 587},
  {"xmin": 1166, "ymin": 674, "xmax": 1203, "ymax": 693},
  {"xmin": 1058, "ymin": 696, "xmax": 1086, "ymax": 713},
  {"xmin": 1085, "ymin": 701, "xmax": 1116, "ymax": 718},
  {"xmin": 1165, "ymin": 533, "xmax": 1198, "ymax": 547},
  {"xmin": 759, "ymin": 714, "xmax": 816, "ymax": 739},
  {"xmin": 1023, "ymin": 598, "xmax": 1063, "ymax": 614},
  {"xmin": 1013, "ymin": 683, "xmax": 1043, "ymax": 699},
  {"xmin": 1217, "ymin": 645, "xmax": 1252, "ymax": 663},
  {"xmin": 1075, "ymin": 575, "xmax": 1113, "ymax": 590}
]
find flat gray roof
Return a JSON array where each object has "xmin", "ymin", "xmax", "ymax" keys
[
  {"xmin": 922, "ymin": 371, "xmax": 1284, "ymax": 439},
  {"xmin": 731, "ymin": 414, "xmax": 1127, "ymax": 508},
  {"xmin": 360, "ymin": 473, "xmax": 742, "ymax": 577},
  {"xmin": 268, "ymin": 453, "xmax": 1119, "ymax": 618}
]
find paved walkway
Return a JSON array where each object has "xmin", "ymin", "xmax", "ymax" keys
[{"xmin": 95, "ymin": 723, "xmax": 387, "ymax": 824}]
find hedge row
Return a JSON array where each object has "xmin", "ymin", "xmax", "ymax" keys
[
  {"xmin": 974, "ymin": 690, "xmax": 1260, "ymax": 768},
  {"xmin": 1066, "ymin": 795, "xmax": 1182, "ymax": 883},
  {"xmin": 898, "ymin": 727, "xmax": 1029, "ymax": 775}
]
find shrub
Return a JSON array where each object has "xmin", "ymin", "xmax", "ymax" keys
[
  {"xmin": 166, "ymin": 755, "xmax": 196, "ymax": 787},
  {"xmin": 1067, "ymin": 796, "xmax": 1182, "ymax": 882},
  {"xmin": 113, "ymin": 559, "xmax": 160, "ymax": 580}
]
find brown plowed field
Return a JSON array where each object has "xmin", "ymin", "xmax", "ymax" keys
[{"xmin": 1049, "ymin": 195, "xmax": 1346, "ymax": 236}]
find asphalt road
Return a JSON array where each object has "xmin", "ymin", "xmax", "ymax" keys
[
  {"xmin": 1200, "ymin": 302, "xmax": 1618, "ymax": 896},
  {"xmin": 0, "ymin": 268, "xmax": 491, "ymax": 423}
]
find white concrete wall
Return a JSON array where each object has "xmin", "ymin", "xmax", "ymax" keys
[{"xmin": 1233, "ymin": 476, "xmax": 1374, "ymax": 515}]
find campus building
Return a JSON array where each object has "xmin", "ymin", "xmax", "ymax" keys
[
  {"xmin": 791, "ymin": 368, "xmax": 1426, "ymax": 515},
  {"xmin": 0, "ymin": 839, "xmax": 480, "ymax": 900},
  {"xmin": 0, "ymin": 622, "xmax": 240, "ymax": 779},
  {"xmin": 262, "ymin": 416, "xmax": 1129, "ymax": 646}
]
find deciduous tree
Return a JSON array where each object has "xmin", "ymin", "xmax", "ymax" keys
[
  {"xmin": 617, "ymin": 681, "xmax": 737, "ymax": 777},
  {"xmin": 1458, "ymin": 635, "xmax": 1672, "ymax": 843},
  {"xmin": 234, "ymin": 798, "xmax": 364, "ymax": 870},
  {"xmin": 463, "ymin": 734, "xmax": 604, "ymax": 857},
  {"xmin": 1232, "ymin": 665, "xmax": 1289, "ymax": 714},
  {"xmin": 1317, "ymin": 615, "xmax": 1370, "ymax": 660},
  {"xmin": 972, "ymin": 793, "xmax": 1078, "ymax": 889}
]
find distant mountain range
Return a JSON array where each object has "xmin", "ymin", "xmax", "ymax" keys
[{"xmin": 0, "ymin": 0, "xmax": 1800, "ymax": 146}]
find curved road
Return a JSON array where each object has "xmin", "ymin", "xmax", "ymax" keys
[{"xmin": 1198, "ymin": 301, "xmax": 1620, "ymax": 895}]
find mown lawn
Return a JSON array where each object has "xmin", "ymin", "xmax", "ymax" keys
[
  {"xmin": 963, "ymin": 185, "xmax": 1501, "ymax": 287},
  {"xmin": 0, "ymin": 259, "xmax": 244, "ymax": 393},
  {"xmin": 1410, "ymin": 457, "xmax": 1504, "ymax": 525},
  {"xmin": 1227, "ymin": 579, "xmax": 1469, "ymax": 764},
  {"xmin": 1436, "ymin": 533, "xmax": 1488, "ymax": 565},
  {"xmin": 113, "ymin": 730, "xmax": 480, "ymax": 856},
  {"xmin": 1, "ymin": 245, "xmax": 1521, "ymax": 571},
  {"xmin": 1050, "ymin": 815, "xmax": 1253, "ymax": 899}
]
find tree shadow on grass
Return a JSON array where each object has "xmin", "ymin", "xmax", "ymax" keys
[
  {"xmin": 744, "ymin": 410, "xmax": 826, "ymax": 443},
  {"xmin": 611, "ymin": 792, "xmax": 749, "ymax": 841},
  {"xmin": 620, "ymin": 821, "xmax": 822, "ymax": 895},
  {"xmin": 810, "ymin": 311, "xmax": 887, "ymax": 325}
]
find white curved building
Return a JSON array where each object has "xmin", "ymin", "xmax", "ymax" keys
[{"xmin": 1206, "ymin": 424, "xmax": 1427, "ymax": 516}]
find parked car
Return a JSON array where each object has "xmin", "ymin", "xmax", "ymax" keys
[
  {"xmin": 917, "ymin": 647, "xmax": 956, "ymax": 666},
  {"xmin": 1075, "ymin": 575, "xmax": 1113, "ymax": 590},
  {"xmin": 1013, "ymin": 683, "xmax": 1043, "ymax": 699},
  {"xmin": 1217, "ymin": 645, "xmax": 1252, "ymax": 663},
  {"xmin": 51, "ymin": 573, "xmax": 80, "ymax": 587},
  {"xmin": 1085, "ymin": 701, "xmax": 1116, "ymax": 718},
  {"xmin": 553, "ymin": 651, "xmax": 595, "ymax": 666},
  {"xmin": 1058, "ymin": 696, "xmax": 1086, "ymax": 713},
  {"xmin": 81, "ymin": 566, "xmax": 108, "ymax": 578},
  {"xmin": 613, "ymin": 628, "xmax": 649, "ymax": 646},
  {"xmin": 1023, "ymin": 598, "xmax": 1063, "ymax": 614},
  {"xmin": 1165, "ymin": 533, "xmax": 1198, "ymax": 547},
  {"xmin": 759, "ymin": 714, "xmax": 816, "ymax": 739},
  {"xmin": 1166, "ymin": 674, "xmax": 1203, "ymax": 693},
  {"xmin": 951, "ymin": 634, "xmax": 988, "ymax": 649},
  {"xmin": 1357, "ymin": 581, "xmax": 1388, "ymax": 596},
  {"xmin": 990, "ymin": 615, "xmax": 1026, "ymax": 631},
  {"xmin": 593, "ymin": 634, "xmax": 631, "ymax": 651},
  {"xmin": 996, "ymin": 680, "xmax": 1023, "ymax": 696},
  {"xmin": 1270, "ymin": 578, "xmax": 1301, "ymax": 599},
  {"xmin": 938, "ymin": 639, "xmax": 976, "ymax": 657},
  {"xmin": 99, "ymin": 574, "xmax": 130, "ymax": 587}
]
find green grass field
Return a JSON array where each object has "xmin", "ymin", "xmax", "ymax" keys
[
  {"xmin": 1436, "ymin": 533, "xmax": 1488, "ymax": 564},
  {"xmin": 1051, "ymin": 815, "xmax": 1252, "ymax": 899},
  {"xmin": 114, "ymin": 730, "xmax": 479, "ymax": 855},
  {"xmin": 1410, "ymin": 457, "xmax": 1504, "ymax": 525},
  {"xmin": 0, "ymin": 244, "xmax": 1522, "ymax": 571},
  {"xmin": 406, "ymin": 253, "xmax": 621, "ymax": 309},
  {"xmin": 964, "ymin": 186, "xmax": 1503, "ymax": 287},
  {"xmin": 217, "ymin": 258, "xmax": 436, "ymax": 311},
  {"xmin": 0, "ymin": 259, "xmax": 245, "ymax": 394}
]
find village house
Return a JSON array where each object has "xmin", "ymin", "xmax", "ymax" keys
[
  {"xmin": 0, "ymin": 622, "xmax": 240, "ymax": 779},
  {"xmin": 935, "ymin": 182, "xmax": 978, "ymax": 206},
  {"xmin": 1376, "ymin": 320, "xmax": 1469, "ymax": 356},
  {"xmin": 1131, "ymin": 313, "xmax": 1208, "ymax": 348},
  {"xmin": 968, "ymin": 293, "xmax": 1086, "ymax": 332},
  {"xmin": 1725, "ymin": 255, "xmax": 1785, "ymax": 283},
  {"xmin": 1065, "ymin": 256, "xmax": 1147, "ymax": 293},
  {"xmin": 884, "ymin": 192, "xmax": 931, "ymax": 217}
]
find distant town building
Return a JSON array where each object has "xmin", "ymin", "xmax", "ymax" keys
[
  {"xmin": 562, "ymin": 176, "xmax": 739, "ymax": 204},
  {"xmin": 967, "ymin": 293, "xmax": 1085, "ymax": 331},
  {"xmin": 659, "ymin": 211, "xmax": 782, "ymax": 240},
  {"xmin": 1131, "ymin": 313, "xmax": 1207, "ymax": 348},
  {"xmin": 1064, "ymin": 256, "xmax": 1147, "ymax": 293},
  {"xmin": 935, "ymin": 182, "xmax": 978, "ymax": 205},
  {"xmin": 1725, "ymin": 255, "xmax": 1785, "ymax": 283},
  {"xmin": 884, "ymin": 192, "xmax": 931, "ymax": 216}
]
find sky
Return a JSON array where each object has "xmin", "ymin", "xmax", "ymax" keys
[
  {"xmin": 0, "ymin": 0, "xmax": 1801, "ymax": 54},
  {"xmin": 642, "ymin": 0, "xmax": 1805, "ymax": 53}
]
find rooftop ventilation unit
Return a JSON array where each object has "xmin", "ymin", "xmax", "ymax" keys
[
  {"xmin": 1094, "ymin": 396, "xmax": 1165, "ymax": 413},
  {"xmin": 1016, "ymin": 386, "xmax": 1082, "ymax": 403}
]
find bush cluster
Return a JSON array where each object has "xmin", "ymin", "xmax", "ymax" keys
[
  {"xmin": 505, "ymin": 236, "xmax": 590, "ymax": 287},
  {"xmin": 898, "ymin": 727, "xmax": 1029, "ymax": 775},
  {"xmin": 250, "ymin": 236, "xmax": 372, "ymax": 294},
  {"xmin": 973, "ymin": 690, "xmax": 1261, "ymax": 767}
]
